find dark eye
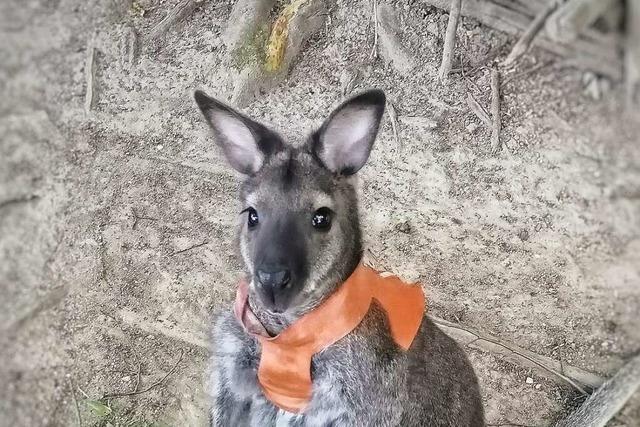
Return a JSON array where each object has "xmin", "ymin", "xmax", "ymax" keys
[
  {"xmin": 312, "ymin": 207, "xmax": 332, "ymax": 231},
  {"xmin": 244, "ymin": 207, "xmax": 259, "ymax": 228}
]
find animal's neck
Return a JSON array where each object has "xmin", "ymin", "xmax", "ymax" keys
[{"xmin": 248, "ymin": 252, "xmax": 363, "ymax": 336}]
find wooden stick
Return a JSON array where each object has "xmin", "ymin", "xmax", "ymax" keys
[
  {"xmin": 370, "ymin": 0, "xmax": 379, "ymax": 59},
  {"xmin": 422, "ymin": 0, "xmax": 623, "ymax": 80},
  {"xmin": 0, "ymin": 194, "xmax": 38, "ymax": 210},
  {"xmin": 84, "ymin": 35, "xmax": 96, "ymax": 115},
  {"xmin": 490, "ymin": 67, "xmax": 501, "ymax": 153},
  {"xmin": 127, "ymin": 26, "xmax": 138, "ymax": 67},
  {"xmin": 546, "ymin": 0, "xmax": 618, "ymax": 43},
  {"xmin": 386, "ymin": 100, "xmax": 400, "ymax": 150},
  {"xmin": 170, "ymin": 240, "xmax": 209, "ymax": 256},
  {"xmin": 144, "ymin": 0, "xmax": 204, "ymax": 43},
  {"xmin": 501, "ymin": 59, "xmax": 554, "ymax": 87},
  {"xmin": 432, "ymin": 317, "xmax": 603, "ymax": 393},
  {"xmin": 502, "ymin": 0, "xmax": 559, "ymax": 66},
  {"xmin": 102, "ymin": 350, "xmax": 184, "ymax": 399},
  {"xmin": 438, "ymin": 0, "xmax": 462, "ymax": 81},
  {"xmin": 467, "ymin": 93, "xmax": 492, "ymax": 127}
]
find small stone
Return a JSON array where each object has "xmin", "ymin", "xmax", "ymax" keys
[
  {"xmin": 426, "ymin": 21, "xmax": 439, "ymax": 35},
  {"xmin": 156, "ymin": 144, "xmax": 163, "ymax": 151},
  {"xmin": 585, "ymin": 78, "xmax": 601, "ymax": 100},
  {"xmin": 526, "ymin": 377, "xmax": 534, "ymax": 384},
  {"xmin": 582, "ymin": 71, "xmax": 596, "ymax": 85},
  {"xmin": 535, "ymin": 384, "xmax": 541, "ymax": 390},
  {"xmin": 517, "ymin": 229, "xmax": 530, "ymax": 241},
  {"xmin": 394, "ymin": 221, "xmax": 412, "ymax": 234},
  {"xmin": 122, "ymin": 376, "xmax": 131, "ymax": 382}
]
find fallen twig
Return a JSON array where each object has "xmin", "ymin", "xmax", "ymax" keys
[
  {"xmin": 370, "ymin": 0, "xmax": 379, "ymax": 59},
  {"xmin": 432, "ymin": 317, "xmax": 598, "ymax": 394},
  {"xmin": 144, "ymin": 0, "xmax": 204, "ymax": 43},
  {"xmin": 102, "ymin": 350, "xmax": 184, "ymax": 399},
  {"xmin": 0, "ymin": 194, "xmax": 39, "ymax": 210},
  {"xmin": 170, "ymin": 240, "xmax": 209, "ymax": 256},
  {"xmin": 126, "ymin": 26, "xmax": 138, "ymax": 67},
  {"xmin": 438, "ymin": 0, "xmax": 462, "ymax": 82},
  {"xmin": 134, "ymin": 362, "xmax": 142, "ymax": 393},
  {"xmin": 386, "ymin": 100, "xmax": 400, "ymax": 150},
  {"xmin": 490, "ymin": 67, "xmax": 501, "ymax": 153},
  {"xmin": 466, "ymin": 93, "xmax": 492, "ymax": 128},
  {"xmin": 131, "ymin": 207, "xmax": 158, "ymax": 230},
  {"xmin": 502, "ymin": 0, "xmax": 559, "ymax": 66},
  {"xmin": 422, "ymin": 0, "xmax": 622, "ymax": 80},
  {"xmin": 501, "ymin": 60, "xmax": 554, "ymax": 87},
  {"xmin": 84, "ymin": 34, "xmax": 97, "ymax": 115}
]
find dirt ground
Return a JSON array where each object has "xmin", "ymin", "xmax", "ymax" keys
[{"xmin": 1, "ymin": 0, "xmax": 639, "ymax": 426}]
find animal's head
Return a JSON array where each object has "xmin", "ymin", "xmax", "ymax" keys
[{"xmin": 195, "ymin": 90, "xmax": 385, "ymax": 314}]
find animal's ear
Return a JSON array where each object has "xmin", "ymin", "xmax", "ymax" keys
[
  {"xmin": 194, "ymin": 90, "xmax": 284, "ymax": 175},
  {"xmin": 311, "ymin": 89, "xmax": 386, "ymax": 175}
]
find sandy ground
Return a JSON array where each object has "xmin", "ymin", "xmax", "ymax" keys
[{"xmin": 1, "ymin": 0, "xmax": 639, "ymax": 426}]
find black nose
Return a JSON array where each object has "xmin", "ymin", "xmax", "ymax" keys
[{"xmin": 257, "ymin": 268, "xmax": 291, "ymax": 290}]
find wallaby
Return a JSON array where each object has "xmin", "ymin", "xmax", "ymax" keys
[
  {"xmin": 195, "ymin": 89, "xmax": 484, "ymax": 426},
  {"xmin": 194, "ymin": 89, "xmax": 640, "ymax": 427}
]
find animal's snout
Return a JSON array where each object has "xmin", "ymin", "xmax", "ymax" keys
[
  {"xmin": 257, "ymin": 268, "xmax": 291, "ymax": 289},
  {"xmin": 256, "ymin": 266, "xmax": 292, "ymax": 309}
]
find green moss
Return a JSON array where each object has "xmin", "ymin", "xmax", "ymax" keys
[{"xmin": 230, "ymin": 25, "xmax": 270, "ymax": 71}]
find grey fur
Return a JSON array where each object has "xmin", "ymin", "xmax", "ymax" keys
[
  {"xmin": 556, "ymin": 353, "xmax": 640, "ymax": 427},
  {"xmin": 195, "ymin": 89, "xmax": 485, "ymax": 426}
]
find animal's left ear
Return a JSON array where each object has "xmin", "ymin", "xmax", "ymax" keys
[{"xmin": 311, "ymin": 89, "xmax": 386, "ymax": 175}]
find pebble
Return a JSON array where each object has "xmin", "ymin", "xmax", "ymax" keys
[
  {"xmin": 122, "ymin": 376, "xmax": 131, "ymax": 382},
  {"xmin": 535, "ymin": 384, "xmax": 541, "ymax": 390},
  {"xmin": 517, "ymin": 229, "xmax": 530, "ymax": 241},
  {"xmin": 526, "ymin": 377, "xmax": 534, "ymax": 384},
  {"xmin": 395, "ymin": 221, "xmax": 412, "ymax": 234},
  {"xmin": 426, "ymin": 21, "xmax": 439, "ymax": 35}
]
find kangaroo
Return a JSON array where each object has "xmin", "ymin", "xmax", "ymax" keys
[{"xmin": 194, "ymin": 89, "xmax": 640, "ymax": 427}]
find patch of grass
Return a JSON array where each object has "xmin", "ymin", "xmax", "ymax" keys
[
  {"xmin": 129, "ymin": 1, "xmax": 146, "ymax": 17},
  {"xmin": 79, "ymin": 398, "xmax": 170, "ymax": 427},
  {"xmin": 85, "ymin": 400, "xmax": 112, "ymax": 418}
]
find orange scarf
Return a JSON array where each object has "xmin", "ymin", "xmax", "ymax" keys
[{"xmin": 233, "ymin": 264, "xmax": 425, "ymax": 413}]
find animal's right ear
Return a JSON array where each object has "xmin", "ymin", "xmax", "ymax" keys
[{"xmin": 194, "ymin": 90, "xmax": 283, "ymax": 175}]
